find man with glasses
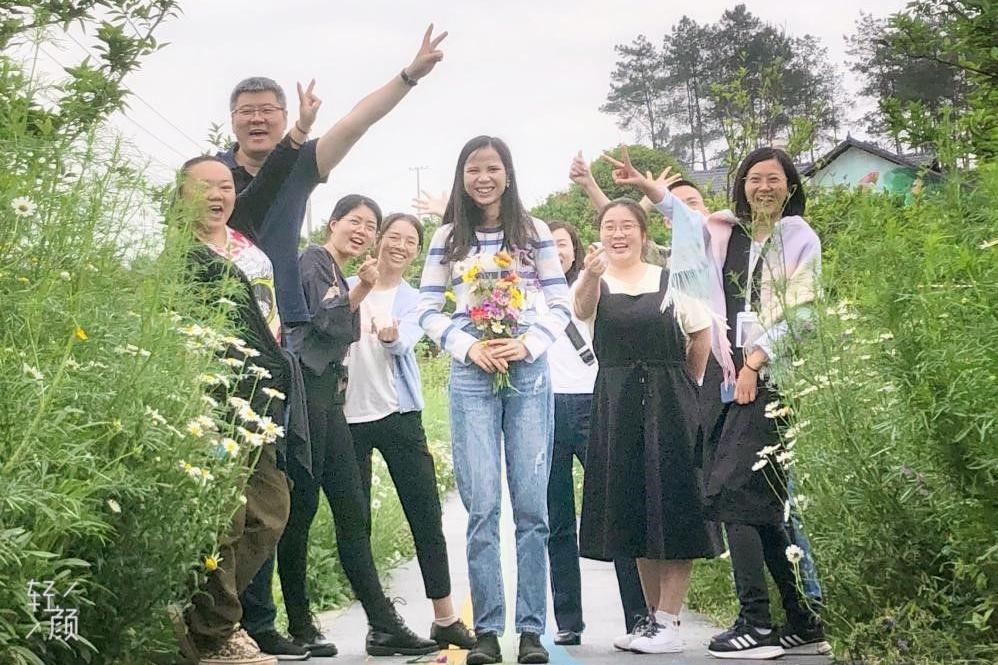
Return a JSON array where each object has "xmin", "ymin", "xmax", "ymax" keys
[{"xmin": 214, "ymin": 24, "xmax": 448, "ymax": 662}]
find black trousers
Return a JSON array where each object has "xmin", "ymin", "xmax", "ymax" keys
[
  {"xmin": 276, "ymin": 365, "xmax": 396, "ymax": 630},
  {"xmin": 725, "ymin": 521, "xmax": 813, "ymax": 629},
  {"xmin": 349, "ymin": 411, "xmax": 451, "ymax": 600},
  {"xmin": 549, "ymin": 393, "xmax": 646, "ymax": 634}
]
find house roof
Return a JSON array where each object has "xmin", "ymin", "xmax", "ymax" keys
[
  {"xmin": 687, "ymin": 166, "xmax": 729, "ymax": 194},
  {"xmin": 802, "ymin": 136, "xmax": 939, "ymax": 176}
]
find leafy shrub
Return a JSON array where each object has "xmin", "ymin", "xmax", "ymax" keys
[{"xmin": 768, "ymin": 172, "xmax": 998, "ymax": 663}]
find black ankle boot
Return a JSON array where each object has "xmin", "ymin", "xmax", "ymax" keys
[
  {"xmin": 518, "ymin": 632, "xmax": 549, "ymax": 664},
  {"xmin": 366, "ymin": 602, "xmax": 438, "ymax": 657},
  {"xmin": 467, "ymin": 632, "xmax": 502, "ymax": 665}
]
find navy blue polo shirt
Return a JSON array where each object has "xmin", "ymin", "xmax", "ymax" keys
[{"xmin": 218, "ymin": 140, "xmax": 326, "ymax": 325}]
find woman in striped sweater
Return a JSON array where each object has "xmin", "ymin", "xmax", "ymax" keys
[{"xmin": 417, "ymin": 136, "xmax": 570, "ymax": 665}]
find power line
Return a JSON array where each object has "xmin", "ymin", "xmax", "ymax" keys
[
  {"xmin": 60, "ymin": 30, "xmax": 204, "ymax": 152},
  {"xmin": 35, "ymin": 45, "xmax": 188, "ymax": 164}
]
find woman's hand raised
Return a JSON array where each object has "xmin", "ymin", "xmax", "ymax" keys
[
  {"xmin": 404, "ymin": 24, "xmax": 448, "ymax": 81},
  {"xmin": 412, "ymin": 189, "xmax": 448, "ymax": 218},
  {"xmin": 602, "ymin": 146, "xmax": 679, "ymax": 204}
]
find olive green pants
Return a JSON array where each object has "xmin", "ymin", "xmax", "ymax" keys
[{"xmin": 187, "ymin": 444, "xmax": 290, "ymax": 652}]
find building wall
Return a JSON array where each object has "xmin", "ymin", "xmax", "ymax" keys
[{"xmin": 809, "ymin": 147, "xmax": 918, "ymax": 195}]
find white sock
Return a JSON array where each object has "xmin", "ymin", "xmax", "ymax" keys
[
  {"xmin": 756, "ymin": 626, "xmax": 772, "ymax": 635},
  {"xmin": 433, "ymin": 614, "xmax": 459, "ymax": 627},
  {"xmin": 654, "ymin": 610, "xmax": 679, "ymax": 627}
]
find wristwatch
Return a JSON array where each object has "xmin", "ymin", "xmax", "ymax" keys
[{"xmin": 399, "ymin": 68, "xmax": 418, "ymax": 86}]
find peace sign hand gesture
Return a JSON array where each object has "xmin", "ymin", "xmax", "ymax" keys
[
  {"xmin": 296, "ymin": 79, "xmax": 321, "ymax": 134},
  {"xmin": 602, "ymin": 147, "xmax": 671, "ymax": 204},
  {"xmin": 405, "ymin": 24, "xmax": 448, "ymax": 82}
]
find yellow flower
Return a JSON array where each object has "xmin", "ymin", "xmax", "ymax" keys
[
  {"xmin": 509, "ymin": 288, "xmax": 525, "ymax": 310},
  {"xmin": 494, "ymin": 251, "xmax": 514, "ymax": 269},
  {"xmin": 444, "ymin": 290, "xmax": 456, "ymax": 303},
  {"xmin": 462, "ymin": 263, "xmax": 480, "ymax": 282},
  {"xmin": 204, "ymin": 554, "xmax": 222, "ymax": 572},
  {"xmin": 73, "ymin": 326, "xmax": 88, "ymax": 341}
]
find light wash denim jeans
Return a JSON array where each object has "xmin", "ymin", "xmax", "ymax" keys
[{"xmin": 449, "ymin": 357, "xmax": 554, "ymax": 636}]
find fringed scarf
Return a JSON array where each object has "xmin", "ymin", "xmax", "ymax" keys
[{"xmin": 656, "ymin": 193, "xmax": 821, "ymax": 389}]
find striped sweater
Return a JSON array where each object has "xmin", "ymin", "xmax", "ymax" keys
[{"xmin": 417, "ymin": 218, "xmax": 571, "ymax": 364}]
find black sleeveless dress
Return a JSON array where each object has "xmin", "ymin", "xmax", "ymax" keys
[{"xmin": 579, "ymin": 267, "xmax": 723, "ymax": 561}]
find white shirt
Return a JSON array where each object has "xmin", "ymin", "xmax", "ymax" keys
[
  {"xmin": 344, "ymin": 286, "xmax": 400, "ymax": 424},
  {"xmin": 548, "ymin": 311, "xmax": 599, "ymax": 394}
]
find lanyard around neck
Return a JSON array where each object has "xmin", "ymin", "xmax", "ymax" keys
[{"xmin": 744, "ymin": 236, "xmax": 771, "ymax": 312}]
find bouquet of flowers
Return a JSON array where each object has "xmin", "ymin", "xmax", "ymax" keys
[{"xmin": 463, "ymin": 250, "xmax": 525, "ymax": 393}]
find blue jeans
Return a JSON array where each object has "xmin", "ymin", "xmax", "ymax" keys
[
  {"xmin": 449, "ymin": 357, "xmax": 553, "ymax": 636},
  {"xmin": 786, "ymin": 475, "xmax": 823, "ymax": 603},
  {"xmin": 548, "ymin": 393, "xmax": 646, "ymax": 634}
]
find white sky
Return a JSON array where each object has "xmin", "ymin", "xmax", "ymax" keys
[{"xmin": 40, "ymin": 0, "xmax": 906, "ymax": 234}]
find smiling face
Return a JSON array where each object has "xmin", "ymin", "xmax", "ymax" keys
[
  {"xmin": 599, "ymin": 204, "xmax": 646, "ymax": 266},
  {"xmin": 377, "ymin": 218, "xmax": 421, "ymax": 271},
  {"xmin": 328, "ymin": 204, "xmax": 378, "ymax": 258},
  {"xmin": 181, "ymin": 160, "xmax": 235, "ymax": 234},
  {"xmin": 744, "ymin": 158, "xmax": 789, "ymax": 220},
  {"xmin": 231, "ymin": 90, "xmax": 288, "ymax": 161},
  {"xmin": 551, "ymin": 227, "xmax": 576, "ymax": 275},
  {"xmin": 462, "ymin": 145, "xmax": 507, "ymax": 211}
]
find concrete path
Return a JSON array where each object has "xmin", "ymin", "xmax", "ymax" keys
[{"xmin": 309, "ymin": 488, "xmax": 832, "ymax": 665}]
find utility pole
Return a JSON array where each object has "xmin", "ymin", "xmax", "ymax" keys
[{"xmin": 410, "ymin": 165, "xmax": 429, "ymax": 200}]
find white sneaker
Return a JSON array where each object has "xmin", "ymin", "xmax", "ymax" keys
[
  {"xmin": 613, "ymin": 614, "xmax": 651, "ymax": 651},
  {"xmin": 629, "ymin": 620, "xmax": 685, "ymax": 654}
]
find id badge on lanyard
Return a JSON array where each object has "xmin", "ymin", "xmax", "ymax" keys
[{"xmin": 737, "ymin": 240, "xmax": 764, "ymax": 349}]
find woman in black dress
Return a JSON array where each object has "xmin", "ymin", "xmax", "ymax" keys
[{"xmin": 575, "ymin": 199, "xmax": 721, "ymax": 655}]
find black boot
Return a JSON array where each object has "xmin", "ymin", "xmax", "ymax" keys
[
  {"xmin": 366, "ymin": 603, "xmax": 438, "ymax": 657},
  {"xmin": 466, "ymin": 632, "xmax": 502, "ymax": 665},
  {"xmin": 288, "ymin": 611, "xmax": 338, "ymax": 658},
  {"xmin": 430, "ymin": 618, "xmax": 476, "ymax": 649},
  {"xmin": 518, "ymin": 632, "xmax": 549, "ymax": 664}
]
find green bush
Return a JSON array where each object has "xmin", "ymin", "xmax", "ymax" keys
[
  {"xmin": 767, "ymin": 171, "xmax": 997, "ymax": 663},
  {"xmin": 0, "ymin": 121, "xmax": 268, "ymax": 665}
]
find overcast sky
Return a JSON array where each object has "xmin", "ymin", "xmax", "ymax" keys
[{"xmin": 46, "ymin": 0, "xmax": 906, "ymax": 233}]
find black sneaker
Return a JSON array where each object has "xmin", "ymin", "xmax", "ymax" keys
[
  {"xmin": 708, "ymin": 619, "xmax": 784, "ymax": 660},
  {"xmin": 780, "ymin": 622, "xmax": 832, "ymax": 655},
  {"xmin": 553, "ymin": 629, "xmax": 581, "ymax": 645},
  {"xmin": 366, "ymin": 602, "xmax": 438, "ymax": 657},
  {"xmin": 252, "ymin": 629, "xmax": 311, "ymax": 660},
  {"xmin": 288, "ymin": 614, "xmax": 338, "ymax": 658},
  {"xmin": 466, "ymin": 632, "xmax": 502, "ymax": 665},
  {"xmin": 430, "ymin": 618, "xmax": 476, "ymax": 649},
  {"xmin": 518, "ymin": 632, "xmax": 549, "ymax": 664}
]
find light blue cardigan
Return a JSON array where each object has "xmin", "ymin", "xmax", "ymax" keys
[{"xmin": 347, "ymin": 277, "xmax": 425, "ymax": 414}]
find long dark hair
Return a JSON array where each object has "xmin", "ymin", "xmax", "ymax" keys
[
  {"xmin": 731, "ymin": 147, "xmax": 806, "ymax": 220},
  {"xmin": 546, "ymin": 220, "xmax": 584, "ymax": 285},
  {"xmin": 441, "ymin": 135, "xmax": 535, "ymax": 262}
]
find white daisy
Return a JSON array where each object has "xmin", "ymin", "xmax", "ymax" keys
[
  {"xmin": 785, "ymin": 544, "xmax": 804, "ymax": 564},
  {"xmin": 262, "ymin": 387, "xmax": 286, "ymax": 401},
  {"xmin": 11, "ymin": 196, "xmax": 36, "ymax": 217}
]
